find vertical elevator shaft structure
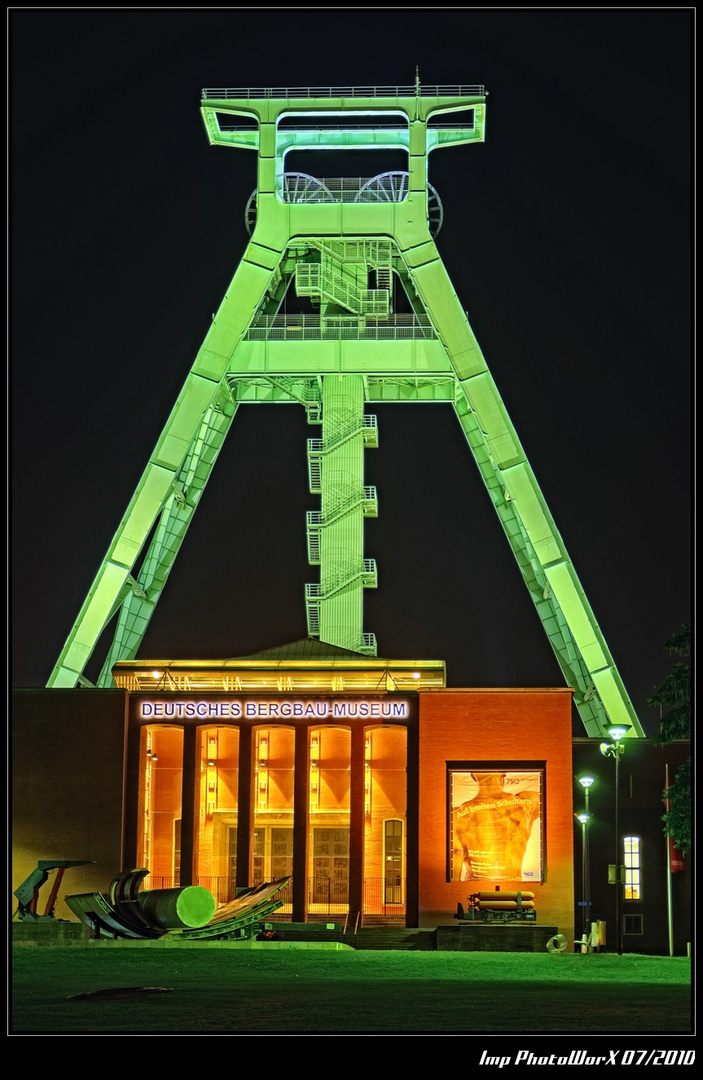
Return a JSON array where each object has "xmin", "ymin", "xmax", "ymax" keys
[
  {"xmin": 306, "ymin": 374, "xmax": 377, "ymax": 654},
  {"xmin": 46, "ymin": 81, "xmax": 644, "ymax": 739}
]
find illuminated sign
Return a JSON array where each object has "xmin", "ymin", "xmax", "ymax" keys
[
  {"xmin": 139, "ymin": 698, "xmax": 410, "ymax": 720},
  {"xmin": 450, "ymin": 768, "xmax": 543, "ymax": 882}
]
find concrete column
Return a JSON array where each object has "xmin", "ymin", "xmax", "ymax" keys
[
  {"xmin": 349, "ymin": 723, "xmax": 365, "ymax": 922},
  {"xmin": 292, "ymin": 723, "xmax": 310, "ymax": 922},
  {"xmin": 179, "ymin": 725, "xmax": 197, "ymax": 885},
  {"xmin": 236, "ymin": 725, "xmax": 253, "ymax": 890}
]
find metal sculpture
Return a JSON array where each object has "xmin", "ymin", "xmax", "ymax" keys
[
  {"xmin": 65, "ymin": 868, "xmax": 290, "ymax": 940},
  {"xmin": 455, "ymin": 890, "xmax": 537, "ymax": 924},
  {"xmin": 13, "ymin": 860, "xmax": 92, "ymax": 921}
]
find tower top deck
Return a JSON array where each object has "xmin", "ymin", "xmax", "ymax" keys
[
  {"xmin": 201, "ymin": 83, "xmax": 487, "ymax": 156},
  {"xmin": 201, "ymin": 84, "xmax": 486, "ymax": 102}
]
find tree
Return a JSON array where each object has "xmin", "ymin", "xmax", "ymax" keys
[{"xmin": 647, "ymin": 625, "xmax": 691, "ymax": 854}]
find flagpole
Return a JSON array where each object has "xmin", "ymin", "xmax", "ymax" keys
[{"xmin": 665, "ymin": 762, "xmax": 674, "ymax": 957}]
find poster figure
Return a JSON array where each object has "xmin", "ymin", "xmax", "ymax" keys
[{"xmin": 452, "ymin": 770, "xmax": 541, "ymax": 881}]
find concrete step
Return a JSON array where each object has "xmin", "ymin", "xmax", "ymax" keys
[{"xmin": 347, "ymin": 928, "xmax": 437, "ymax": 951}]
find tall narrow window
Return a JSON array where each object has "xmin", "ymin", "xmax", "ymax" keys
[
  {"xmin": 363, "ymin": 725, "xmax": 406, "ymax": 915},
  {"xmin": 195, "ymin": 726, "xmax": 239, "ymax": 904},
  {"xmin": 384, "ymin": 820, "xmax": 403, "ymax": 905},
  {"xmin": 308, "ymin": 727, "xmax": 350, "ymax": 914},
  {"xmin": 253, "ymin": 727, "xmax": 294, "ymax": 907},
  {"xmin": 623, "ymin": 835, "xmax": 642, "ymax": 900},
  {"xmin": 138, "ymin": 725, "xmax": 183, "ymax": 887}
]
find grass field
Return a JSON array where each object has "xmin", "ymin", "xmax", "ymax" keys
[{"xmin": 11, "ymin": 945, "xmax": 692, "ymax": 1035}]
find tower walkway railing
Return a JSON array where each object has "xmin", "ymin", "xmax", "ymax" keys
[
  {"xmin": 202, "ymin": 85, "xmax": 485, "ymax": 99},
  {"xmin": 245, "ymin": 314, "xmax": 436, "ymax": 340}
]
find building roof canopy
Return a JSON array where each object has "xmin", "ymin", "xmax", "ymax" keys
[{"xmin": 112, "ymin": 639, "xmax": 447, "ymax": 693}]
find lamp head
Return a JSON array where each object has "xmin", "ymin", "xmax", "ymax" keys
[
  {"xmin": 575, "ymin": 811, "xmax": 591, "ymax": 824},
  {"xmin": 605, "ymin": 722, "xmax": 631, "ymax": 742},
  {"xmin": 578, "ymin": 775, "xmax": 596, "ymax": 789}
]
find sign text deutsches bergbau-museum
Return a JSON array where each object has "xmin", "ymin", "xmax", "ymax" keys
[{"xmin": 139, "ymin": 698, "xmax": 410, "ymax": 720}]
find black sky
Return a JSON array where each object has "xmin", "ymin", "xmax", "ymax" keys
[{"xmin": 10, "ymin": 8, "xmax": 692, "ymax": 736}]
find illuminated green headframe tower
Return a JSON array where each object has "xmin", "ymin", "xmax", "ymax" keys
[{"xmin": 47, "ymin": 81, "xmax": 643, "ymax": 739}]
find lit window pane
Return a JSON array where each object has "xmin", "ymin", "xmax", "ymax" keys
[{"xmin": 623, "ymin": 835, "xmax": 641, "ymax": 900}]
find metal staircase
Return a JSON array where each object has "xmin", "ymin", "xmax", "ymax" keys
[{"xmin": 295, "ymin": 239, "xmax": 394, "ymax": 317}]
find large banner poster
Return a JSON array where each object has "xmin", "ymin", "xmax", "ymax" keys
[{"xmin": 450, "ymin": 769, "xmax": 543, "ymax": 882}]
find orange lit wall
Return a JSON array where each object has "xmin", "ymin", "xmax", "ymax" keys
[
  {"xmin": 363, "ymin": 726, "xmax": 407, "ymax": 881},
  {"xmin": 418, "ymin": 689, "xmax": 574, "ymax": 936},
  {"xmin": 138, "ymin": 726, "xmax": 183, "ymax": 882},
  {"xmin": 196, "ymin": 726, "xmax": 239, "ymax": 889}
]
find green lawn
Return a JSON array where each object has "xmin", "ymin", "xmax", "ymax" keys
[{"xmin": 11, "ymin": 946, "xmax": 691, "ymax": 1035}]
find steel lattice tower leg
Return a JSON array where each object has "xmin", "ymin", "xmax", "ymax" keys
[{"xmin": 46, "ymin": 80, "xmax": 644, "ymax": 740}]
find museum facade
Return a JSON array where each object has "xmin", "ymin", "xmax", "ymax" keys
[{"xmin": 12, "ymin": 641, "xmax": 690, "ymax": 953}]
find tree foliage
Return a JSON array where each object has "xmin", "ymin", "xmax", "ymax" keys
[
  {"xmin": 661, "ymin": 759, "xmax": 691, "ymax": 855},
  {"xmin": 648, "ymin": 625, "xmax": 691, "ymax": 743},
  {"xmin": 647, "ymin": 625, "xmax": 691, "ymax": 854}
]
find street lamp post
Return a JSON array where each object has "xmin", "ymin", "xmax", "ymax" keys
[
  {"xmin": 576, "ymin": 775, "xmax": 595, "ymax": 946},
  {"xmin": 600, "ymin": 724, "xmax": 631, "ymax": 955},
  {"xmin": 575, "ymin": 810, "xmax": 591, "ymax": 948}
]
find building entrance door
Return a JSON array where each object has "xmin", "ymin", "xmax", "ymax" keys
[
  {"xmin": 254, "ymin": 826, "xmax": 293, "ymax": 884},
  {"xmin": 312, "ymin": 827, "xmax": 350, "ymax": 907}
]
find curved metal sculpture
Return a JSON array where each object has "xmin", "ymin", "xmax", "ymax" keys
[
  {"xmin": 65, "ymin": 869, "xmax": 290, "ymax": 940},
  {"xmin": 13, "ymin": 860, "xmax": 92, "ymax": 921},
  {"xmin": 546, "ymin": 933, "xmax": 568, "ymax": 953}
]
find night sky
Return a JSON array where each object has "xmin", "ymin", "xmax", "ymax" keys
[{"xmin": 10, "ymin": 9, "xmax": 692, "ymax": 737}]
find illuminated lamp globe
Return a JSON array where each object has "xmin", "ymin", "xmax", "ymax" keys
[{"xmin": 605, "ymin": 723, "xmax": 631, "ymax": 742}]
